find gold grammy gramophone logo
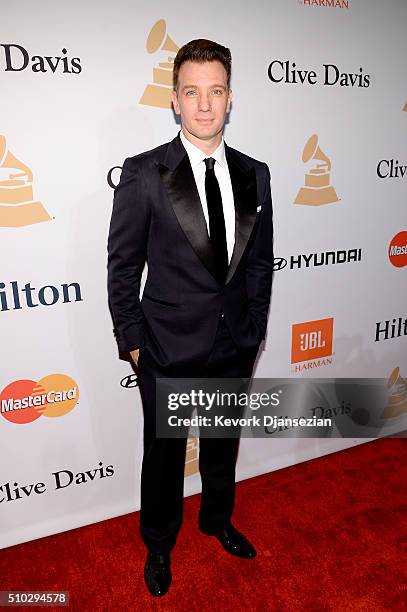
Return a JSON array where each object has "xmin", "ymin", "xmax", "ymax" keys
[
  {"xmin": 184, "ymin": 436, "xmax": 199, "ymax": 477},
  {"xmin": 139, "ymin": 19, "xmax": 179, "ymax": 109},
  {"xmin": 0, "ymin": 135, "xmax": 51, "ymax": 227},
  {"xmin": 403, "ymin": 101, "xmax": 407, "ymax": 112},
  {"xmin": 294, "ymin": 134, "xmax": 340, "ymax": 206},
  {"xmin": 382, "ymin": 367, "xmax": 407, "ymax": 419}
]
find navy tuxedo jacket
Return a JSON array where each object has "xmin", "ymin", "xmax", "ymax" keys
[{"xmin": 107, "ymin": 133, "xmax": 274, "ymax": 369}]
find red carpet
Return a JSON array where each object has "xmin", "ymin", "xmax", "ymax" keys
[{"xmin": 1, "ymin": 438, "xmax": 406, "ymax": 611}]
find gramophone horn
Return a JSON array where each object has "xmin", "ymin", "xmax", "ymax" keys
[
  {"xmin": 146, "ymin": 20, "xmax": 179, "ymax": 54},
  {"xmin": 0, "ymin": 135, "xmax": 33, "ymax": 182}
]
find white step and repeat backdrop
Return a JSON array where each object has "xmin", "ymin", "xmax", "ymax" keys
[{"xmin": 1, "ymin": 0, "xmax": 406, "ymax": 548}]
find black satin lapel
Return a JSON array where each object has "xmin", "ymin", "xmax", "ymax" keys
[
  {"xmin": 226, "ymin": 157, "xmax": 258, "ymax": 285},
  {"xmin": 158, "ymin": 156, "xmax": 216, "ymax": 277}
]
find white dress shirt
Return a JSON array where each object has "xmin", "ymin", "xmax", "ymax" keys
[{"xmin": 180, "ymin": 130, "xmax": 235, "ymax": 263}]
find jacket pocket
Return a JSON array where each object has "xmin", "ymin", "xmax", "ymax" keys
[{"xmin": 142, "ymin": 293, "xmax": 181, "ymax": 308}]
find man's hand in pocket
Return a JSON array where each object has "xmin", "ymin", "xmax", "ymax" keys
[{"xmin": 130, "ymin": 348, "xmax": 140, "ymax": 367}]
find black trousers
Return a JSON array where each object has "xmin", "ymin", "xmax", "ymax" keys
[{"xmin": 136, "ymin": 315, "xmax": 259, "ymax": 554}]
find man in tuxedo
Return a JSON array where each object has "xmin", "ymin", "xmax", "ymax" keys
[{"xmin": 107, "ymin": 38, "xmax": 273, "ymax": 597}]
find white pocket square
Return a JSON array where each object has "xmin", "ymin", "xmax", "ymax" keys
[{"xmin": 257, "ymin": 205, "xmax": 262, "ymax": 212}]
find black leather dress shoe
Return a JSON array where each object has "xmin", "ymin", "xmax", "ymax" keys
[
  {"xmin": 144, "ymin": 552, "xmax": 172, "ymax": 597},
  {"xmin": 200, "ymin": 524, "xmax": 257, "ymax": 559}
]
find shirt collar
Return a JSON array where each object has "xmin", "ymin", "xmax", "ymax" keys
[{"xmin": 179, "ymin": 130, "xmax": 226, "ymax": 170}]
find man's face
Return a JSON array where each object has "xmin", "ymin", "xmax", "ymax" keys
[{"xmin": 172, "ymin": 60, "xmax": 232, "ymax": 148}]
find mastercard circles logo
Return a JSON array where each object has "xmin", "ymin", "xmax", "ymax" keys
[
  {"xmin": 0, "ymin": 374, "xmax": 79, "ymax": 424},
  {"xmin": 388, "ymin": 231, "xmax": 407, "ymax": 268}
]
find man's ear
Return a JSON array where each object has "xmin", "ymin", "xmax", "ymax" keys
[
  {"xmin": 226, "ymin": 88, "xmax": 233, "ymax": 113},
  {"xmin": 172, "ymin": 89, "xmax": 180, "ymax": 114}
]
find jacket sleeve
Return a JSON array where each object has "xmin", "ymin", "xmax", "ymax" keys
[
  {"xmin": 107, "ymin": 157, "xmax": 151, "ymax": 355},
  {"xmin": 245, "ymin": 163, "xmax": 274, "ymax": 341}
]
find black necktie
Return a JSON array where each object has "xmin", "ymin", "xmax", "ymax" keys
[{"xmin": 204, "ymin": 157, "xmax": 228, "ymax": 284}]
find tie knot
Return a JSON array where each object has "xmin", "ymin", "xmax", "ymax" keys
[{"xmin": 204, "ymin": 157, "xmax": 215, "ymax": 171}]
